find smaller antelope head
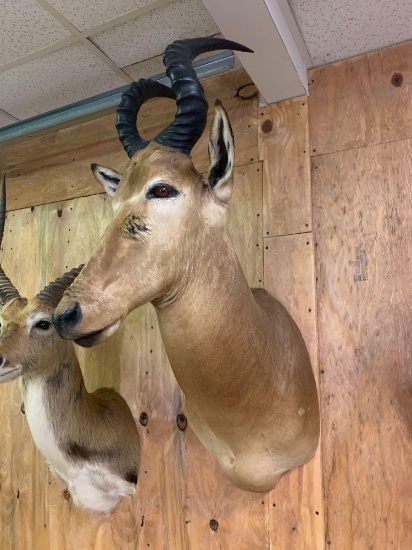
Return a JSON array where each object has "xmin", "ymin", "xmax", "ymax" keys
[{"xmin": 0, "ymin": 176, "xmax": 82, "ymax": 381}]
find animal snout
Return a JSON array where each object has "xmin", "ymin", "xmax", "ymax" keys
[{"xmin": 53, "ymin": 302, "xmax": 83, "ymax": 334}]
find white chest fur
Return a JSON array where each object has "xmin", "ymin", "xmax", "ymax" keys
[
  {"xmin": 23, "ymin": 378, "xmax": 135, "ymax": 513},
  {"xmin": 24, "ymin": 379, "xmax": 78, "ymax": 483}
]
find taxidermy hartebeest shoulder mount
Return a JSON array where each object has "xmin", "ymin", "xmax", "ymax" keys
[
  {"xmin": 0, "ymin": 176, "xmax": 140, "ymax": 514},
  {"xmin": 54, "ymin": 37, "xmax": 320, "ymax": 493}
]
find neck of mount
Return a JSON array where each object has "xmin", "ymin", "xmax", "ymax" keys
[
  {"xmin": 23, "ymin": 345, "xmax": 88, "ymax": 411},
  {"xmin": 155, "ymin": 234, "xmax": 263, "ymax": 409}
]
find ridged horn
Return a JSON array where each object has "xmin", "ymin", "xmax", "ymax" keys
[
  {"xmin": 116, "ymin": 37, "xmax": 253, "ymax": 158},
  {"xmin": 36, "ymin": 265, "xmax": 84, "ymax": 308},
  {"xmin": 0, "ymin": 175, "xmax": 20, "ymax": 305},
  {"xmin": 154, "ymin": 37, "xmax": 252, "ymax": 155},
  {"xmin": 116, "ymin": 79, "xmax": 176, "ymax": 158}
]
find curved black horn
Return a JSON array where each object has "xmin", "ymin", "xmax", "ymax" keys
[
  {"xmin": 0, "ymin": 175, "xmax": 20, "ymax": 304},
  {"xmin": 116, "ymin": 79, "xmax": 176, "ymax": 158},
  {"xmin": 36, "ymin": 265, "xmax": 84, "ymax": 308},
  {"xmin": 154, "ymin": 37, "xmax": 253, "ymax": 155}
]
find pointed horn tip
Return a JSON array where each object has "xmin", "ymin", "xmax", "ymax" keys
[
  {"xmin": 91, "ymin": 163, "xmax": 97, "ymax": 171},
  {"xmin": 226, "ymin": 42, "xmax": 253, "ymax": 54},
  {"xmin": 165, "ymin": 37, "xmax": 254, "ymax": 57}
]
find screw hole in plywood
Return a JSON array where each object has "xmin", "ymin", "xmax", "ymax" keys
[
  {"xmin": 391, "ymin": 72, "xmax": 403, "ymax": 87},
  {"xmin": 139, "ymin": 412, "xmax": 149, "ymax": 426},
  {"xmin": 209, "ymin": 519, "xmax": 219, "ymax": 531},
  {"xmin": 176, "ymin": 413, "xmax": 187, "ymax": 431}
]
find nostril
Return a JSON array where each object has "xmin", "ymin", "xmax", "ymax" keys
[
  {"xmin": 0, "ymin": 356, "xmax": 4, "ymax": 367},
  {"xmin": 55, "ymin": 302, "xmax": 82, "ymax": 330}
]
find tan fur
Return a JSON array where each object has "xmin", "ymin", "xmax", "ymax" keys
[{"xmin": 55, "ymin": 103, "xmax": 319, "ymax": 492}]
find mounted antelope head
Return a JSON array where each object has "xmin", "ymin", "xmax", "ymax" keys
[
  {"xmin": 54, "ymin": 37, "xmax": 319, "ymax": 492},
  {"xmin": 0, "ymin": 176, "xmax": 140, "ymax": 513}
]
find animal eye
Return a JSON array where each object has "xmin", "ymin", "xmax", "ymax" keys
[
  {"xmin": 154, "ymin": 185, "xmax": 170, "ymax": 198},
  {"xmin": 35, "ymin": 320, "xmax": 51, "ymax": 331},
  {"xmin": 147, "ymin": 184, "xmax": 178, "ymax": 199}
]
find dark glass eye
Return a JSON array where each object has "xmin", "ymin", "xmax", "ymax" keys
[
  {"xmin": 36, "ymin": 320, "xmax": 51, "ymax": 331},
  {"xmin": 153, "ymin": 186, "xmax": 170, "ymax": 198},
  {"xmin": 147, "ymin": 183, "xmax": 179, "ymax": 199}
]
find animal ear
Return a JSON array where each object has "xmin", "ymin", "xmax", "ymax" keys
[
  {"xmin": 91, "ymin": 164, "xmax": 122, "ymax": 197},
  {"xmin": 207, "ymin": 100, "xmax": 235, "ymax": 204}
]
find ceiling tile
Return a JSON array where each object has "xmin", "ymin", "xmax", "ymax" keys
[
  {"xmin": 160, "ymin": 0, "xmax": 219, "ymax": 36},
  {"xmin": 47, "ymin": 0, "xmax": 157, "ymax": 32},
  {"xmin": 91, "ymin": 0, "xmax": 219, "ymax": 68},
  {"xmin": 0, "ymin": 110, "xmax": 19, "ymax": 129},
  {"xmin": 0, "ymin": 43, "xmax": 125, "ymax": 120},
  {"xmin": 289, "ymin": 0, "xmax": 412, "ymax": 67},
  {"xmin": 0, "ymin": 0, "xmax": 71, "ymax": 67},
  {"xmin": 92, "ymin": 10, "xmax": 170, "ymax": 68}
]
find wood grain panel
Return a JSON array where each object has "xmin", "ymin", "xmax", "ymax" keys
[
  {"xmin": 312, "ymin": 140, "xmax": 412, "ymax": 549},
  {"xmin": 309, "ymin": 40, "xmax": 412, "ymax": 156},
  {"xmin": 264, "ymin": 233, "xmax": 324, "ymax": 550},
  {"xmin": 0, "ymin": 69, "xmax": 257, "ymax": 213},
  {"xmin": 258, "ymin": 98, "xmax": 311, "ymax": 237}
]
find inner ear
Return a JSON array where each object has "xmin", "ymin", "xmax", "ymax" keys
[
  {"xmin": 91, "ymin": 163, "xmax": 122, "ymax": 197},
  {"xmin": 207, "ymin": 100, "xmax": 234, "ymax": 202}
]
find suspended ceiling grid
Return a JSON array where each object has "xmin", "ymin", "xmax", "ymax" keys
[
  {"xmin": 0, "ymin": 0, "xmax": 219, "ymax": 127},
  {"xmin": 1, "ymin": 0, "xmax": 412, "ymax": 129}
]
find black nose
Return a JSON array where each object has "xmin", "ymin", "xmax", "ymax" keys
[{"xmin": 53, "ymin": 302, "xmax": 82, "ymax": 333}]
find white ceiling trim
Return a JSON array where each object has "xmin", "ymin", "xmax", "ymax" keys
[
  {"xmin": 276, "ymin": 0, "xmax": 312, "ymax": 71},
  {"xmin": 202, "ymin": 0, "xmax": 309, "ymax": 103}
]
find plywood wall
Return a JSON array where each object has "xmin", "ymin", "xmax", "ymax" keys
[
  {"xmin": 309, "ymin": 42, "xmax": 412, "ymax": 549},
  {"xmin": 2, "ymin": 39, "xmax": 411, "ymax": 549},
  {"xmin": 0, "ymin": 68, "xmax": 322, "ymax": 550}
]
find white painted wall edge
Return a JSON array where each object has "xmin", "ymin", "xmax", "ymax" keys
[
  {"xmin": 273, "ymin": 0, "xmax": 312, "ymax": 79},
  {"xmin": 201, "ymin": 0, "xmax": 310, "ymax": 103}
]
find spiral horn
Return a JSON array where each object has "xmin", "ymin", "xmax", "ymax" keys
[
  {"xmin": 116, "ymin": 37, "xmax": 253, "ymax": 158},
  {"xmin": 36, "ymin": 265, "xmax": 84, "ymax": 308},
  {"xmin": 0, "ymin": 175, "xmax": 20, "ymax": 305},
  {"xmin": 154, "ymin": 37, "xmax": 253, "ymax": 155}
]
